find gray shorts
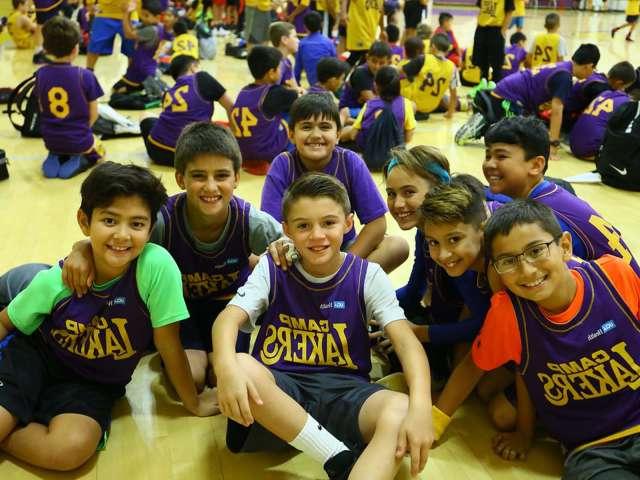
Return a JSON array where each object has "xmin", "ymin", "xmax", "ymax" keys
[
  {"xmin": 563, "ymin": 434, "xmax": 640, "ymax": 480},
  {"xmin": 226, "ymin": 371, "xmax": 385, "ymax": 453},
  {"xmin": 248, "ymin": 8, "xmax": 271, "ymax": 44},
  {"xmin": 0, "ymin": 263, "xmax": 50, "ymax": 308}
]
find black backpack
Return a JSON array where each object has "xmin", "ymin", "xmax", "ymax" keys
[
  {"xmin": 362, "ymin": 105, "xmax": 404, "ymax": 171},
  {"xmin": 596, "ymin": 101, "xmax": 640, "ymax": 191},
  {"xmin": 6, "ymin": 73, "xmax": 41, "ymax": 137}
]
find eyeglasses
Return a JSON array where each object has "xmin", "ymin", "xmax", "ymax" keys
[{"xmin": 492, "ymin": 237, "xmax": 560, "ymax": 274}]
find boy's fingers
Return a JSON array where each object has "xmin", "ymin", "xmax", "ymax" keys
[
  {"xmin": 247, "ymin": 380, "xmax": 263, "ymax": 406},
  {"xmin": 410, "ymin": 440, "xmax": 420, "ymax": 476},
  {"xmin": 419, "ymin": 443, "xmax": 430, "ymax": 472},
  {"xmin": 395, "ymin": 431, "xmax": 407, "ymax": 458}
]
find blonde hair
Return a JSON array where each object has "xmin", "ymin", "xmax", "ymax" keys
[{"xmin": 384, "ymin": 145, "xmax": 451, "ymax": 186}]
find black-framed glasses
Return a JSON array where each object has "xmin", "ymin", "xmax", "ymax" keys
[{"xmin": 492, "ymin": 237, "xmax": 560, "ymax": 274}]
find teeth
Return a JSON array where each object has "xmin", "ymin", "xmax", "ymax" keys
[
  {"xmin": 446, "ymin": 261, "xmax": 458, "ymax": 268},
  {"xmin": 523, "ymin": 277, "xmax": 545, "ymax": 287},
  {"xmin": 201, "ymin": 196, "xmax": 221, "ymax": 202},
  {"xmin": 109, "ymin": 246, "xmax": 129, "ymax": 251},
  {"xmin": 397, "ymin": 212, "xmax": 412, "ymax": 219}
]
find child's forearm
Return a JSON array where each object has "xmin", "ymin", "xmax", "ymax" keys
[
  {"xmin": 0, "ymin": 309, "xmax": 15, "ymax": 341},
  {"xmin": 392, "ymin": 323, "xmax": 432, "ymax": 409},
  {"xmin": 122, "ymin": 13, "xmax": 137, "ymax": 40},
  {"xmin": 435, "ymin": 351, "xmax": 485, "ymax": 416},
  {"xmin": 212, "ymin": 306, "xmax": 246, "ymax": 379},
  {"xmin": 347, "ymin": 216, "xmax": 385, "ymax": 259},
  {"xmin": 514, "ymin": 374, "xmax": 535, "ymax": 442},
  {"xmin": 549, "ymin": 98, "xmax": 563, "ymax": 141},
  {"xmin": 89, "ymin": 101, "xmax": 98, "ymax": 126}
]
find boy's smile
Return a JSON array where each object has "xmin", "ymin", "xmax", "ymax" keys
[
  {"xmin": 292, "ymin": 115, "xmax": 340, "ymax": 170},
  {"xmin": 483, "ymin": 143, "xmax": 544, "ymax": 199},
  {"xmin": 78, "ymin": 195, "xmax": 152, "ymax": 283},
  {"xmin": 385, "ymin": 167, "xmax": 433, "ymax": 230},
  {"xmin": 424, "ymin": 221, "xmax": 484, "ymax": 277},
  {"xmin": 283, "ymin": 196, "xmax": 353, "ymax": 277}
]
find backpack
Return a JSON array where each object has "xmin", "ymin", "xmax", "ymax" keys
[
  {"xmin": 6, "ymin": 73, "xmax": 41, "ymax": 137},
  {"xmin": 596, "ymin": 101, "xmax": 640, "ymax": 191},
  {"xmin": 362, "ymin": 105, "xmax": 403, "ymax": 171},
  {"xmin": 108, "ymin": 76, "xmax": 167, "ymax": 110}
]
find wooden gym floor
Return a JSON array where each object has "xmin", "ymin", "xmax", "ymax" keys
[{"xmin": 0, "ymin": 5, "xmax": 639, "ymax": 479}]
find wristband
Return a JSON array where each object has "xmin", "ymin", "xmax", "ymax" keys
[{"xmin": 432, "ymin": 405, "xmax": 451, "ymax": 441}]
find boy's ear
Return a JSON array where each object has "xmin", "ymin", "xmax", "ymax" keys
[
  {"xmin": 344, "ymin": 212, "xmax": 354, "ymax": 233},
  {"xmin": 559, "ymin": 231, "xmax": 573, "ymax": 261},
  {"xmin": 175, "ymin": 170, "xmax": 185, "ymax": 189},
  {"xmin": 529, "ymin": 155, "xmax": 546, "ymax": 176},
  {"xmin": 77, "ymin": 209, "xmax": 91, "ymax": 236}
]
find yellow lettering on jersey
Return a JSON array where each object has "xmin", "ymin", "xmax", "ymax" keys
[{"xmin": 183, "ymin": 271, "xmax": 241, "ymax": 298}]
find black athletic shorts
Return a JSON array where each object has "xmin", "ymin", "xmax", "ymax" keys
[
  {"xmin": 140, "ymin": 117, "xmax": 175, "ymax": 167},
  {"xmin": 403, "ymin": 0, "xmax": 424, "ymax": 29}
]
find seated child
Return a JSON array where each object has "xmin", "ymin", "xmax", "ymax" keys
[
  {"xmin": 261, "ymin": 94, "xmax": 410, "ymax": 273},
  {"xmin": 502, "ymin": 32, "xmax": 527, "ymax": 78},
  {"xmin": 339, "ymin": 41, "xmax": 392, "ymax": 119},
  {"xmin": 141, "ymin": 55, "xmax": 233, "ymax": 166},
  {"xmin": 112, "ymin": 0, "xmax": 167, "ymax": 94},
  {"xmin": 295, "ymin": 11, "xmax": 337, "ymax": 87},
  {"xmin": 171, "ymin": 17, "xmax": 199, "ymax": 59},
  {"xmin": 35, "ymin": 16, "xmax": 105, "ymax": 179},
  {"xmin": 232, "ymin": 45, "xmax": 299, "ymax": 175},
  {"xmin": 64, "ymin": 124, "xmax": 283, "ymax": 391},
  {"xmin": 308, "ymin": 57, "xmax": 349, "ymax": 96},
  {"xmin": 527, "ymin": 13, "xmax": 567, "ymax": 68},
  {"xmin": 433, "ymin": 12, "xmax": 461, "ymax": 67},
  {"xmin": 466, "ymin": 200, "xmax": 640, "ymax": 477},
  {"xmin": 398, "ymin": 36, "xmax": 425, "ymax": 99},
  {"xmin": 286, "ymin": 0, "xmax": 311, "ymax": 34},
  {"xmin": 269, "ymin": 21, "xmax": 301, "ymax": 90},
  {"xmin": 386, "ymin": 23, "xmax": 403, "ymax": 64},
  {"xmin": 402, "ymin": 33, "xmax": 458, "ymax": 118},
  {"xmin": 341, "ymin": 66, "xmax": 416, "ymax": 161},
  {"xmin": 213, "ymin": 172, "xmax": 434, "ymax": 480},
  {"xmin": 0, "ymin": 162, "xmax": 217, "ymax": 471},
  {"xmin": 7, "ymin": 0, "xmax": 36, "ymax": 49},
  {"xmin": 570, "ymin": 61, "xmax": 637, "ymax": 160}
]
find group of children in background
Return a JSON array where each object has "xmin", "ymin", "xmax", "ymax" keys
[{"xmin": 2, "ymin": 0, "xmax": 640, "ymax": 479}]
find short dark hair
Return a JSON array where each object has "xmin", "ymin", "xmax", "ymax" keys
[
  {"xmin": 168, "ymin": 54, "xmax": 198, "ymax": 80},
  {"xmin": 404, "ymin": 36, "xmax": 425, "ymax": 59},
  {"xmin": 174, "ymin": 122, "xmax": 242, "ymax": 173},
  {"xmin": 142, "ymin": 0, "xmax": 164, "ymax": 15},
  {"xmin": 544, "ymin": 12, "xmax": 560, "ymax": 30},
  {"xmin": 484, "ymin": 117, "xmax": 550, "ymax": 173},
  {"xmin": 12, "ymin": 0, "xmax": 27, "ymax": 9},
  {"xmin": 368, "ymin": 40, "xmax": 392, "ymax": 59},
  {"xmin": 385, "ymin": 24, "xmax": 400, "ymax": 43},
  {"xmin": 80, "ymin": 162, "xmax": 167, "ymax": 226},
  {"xmin": 248, "ymin": 45, "xmax": 282, "ymax": 79},
  {"xmin": 289, "ymin": 93, "xmax": 341, "ymax": 130},
  {"xmin": 421, "ymin": 174, "xmax": 488, "ymax": 229},
  {"xmin": 430, "ymin": 33, "xmax": 451, "ymax": 54},
  {"xmin": 173, "ymin": 17, "xmax": 189, "ymax": 35},
  {"xmin": 571, "ymin": 43, "xmax": 600, "ymax": 67},
  {"xmin": 484, "ymin": 199, "xmax": 562, "ymax": 259},
  {"xmin": 375, "ymin": 66, "xmax": 400, "ymax": 102},
  {"xmin": 438, "ymin": 12, "xmax": 453, "ymax": 26},
  {"xmin": 303, "ymin": 11, "xmax": 322, "ymax": 33},
  {"xmin": 42, "ymin": 16, "xmax": 80, "ymax": 57},
  {"xmin": 510, "ymin": 32, "xmax": 526, "ymax": 45},
  {"xmin": 608, "ymin": 61, "xmax": 636, "ymax": 85},
  {"xmin": 269, "ymin": 21, "xmax": 295, "ymax": 47},
  {"xmin": 282, "ymin": 172, "xmax": 351, "ymax": 220},
  {"xmin": 317, "ymin": 57, "xmax": 349, "ymax": 83}
]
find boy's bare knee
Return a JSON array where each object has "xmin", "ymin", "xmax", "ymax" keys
[
  {"xmin": 376, "ymin": 394, "xmax": 409, "ymax": 432},
  {"xmin": 47, "ymin": 430, "xmax": 99, "ymax": 471},
  {"xmin": 488, "ymin": 396, "xmax": 516, "ymax": 432}
]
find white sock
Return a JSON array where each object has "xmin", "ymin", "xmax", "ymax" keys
[
  {"xmin": 289, "ymin": 414, "xmax": 349, "ymax": 464},
  {"xmin": 34, "ymin": 46, "xmax": 43, "ymax": 54}
]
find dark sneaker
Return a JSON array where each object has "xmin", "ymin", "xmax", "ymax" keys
[
  {"xmin": 415, "ymin": 111, "xmax": 430, "ymax": 121},
  {"xmin": 324, "ymin": 450, "xmax": 357, "ymax": 480},
  {"xmin": 611, "ymin": 28, "xmax": 616, "ymax": 38}
]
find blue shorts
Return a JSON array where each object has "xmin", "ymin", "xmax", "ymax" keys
[
  {"xmin": 88, "ymin": 17, "xmax": 134, "ymax": 56},
  {"xmin": 510, "ymin": 16, "xmax": 524, "ymax": 29}
]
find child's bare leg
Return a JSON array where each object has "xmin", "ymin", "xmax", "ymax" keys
[
  {"xmin": 366, "ymin": 235, "xmax": 410, "ymax": 274},
  {"xmin": 487, "ymin": 392, "xmax": 517, "ymax": 431},
  {"xmin": 1, "ymin": 414, "xmax": 102, "ymax": 471},
  {"xmin": 350, "ymin": 390, "xmax": 409, "ymax": 479},
  {"xmin": 86, "ymin": 52, "xmax": 100, "ymax": 70},
  {"xmin": 186, "ymin": 349, "xmax": 209, "ymax": 392},
  {"xmin": 477, "ymin": 367, "xmax": 516, "ymax": 431},
  {"xmin": 0, "ymin": 406, "xmax": 18, "ymax": 443}
]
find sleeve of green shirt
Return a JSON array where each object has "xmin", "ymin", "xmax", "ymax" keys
[
  {"xmin": 7, "ymin": 265, "xmax": 72, "ymax": 335},
  {"xmin": 135, "ymin": 243, "xmax": 189, "ymax": 328}
]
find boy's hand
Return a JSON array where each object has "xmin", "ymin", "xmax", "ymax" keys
[
  {"xmin": 395, "ymin": 407, "xmax": 434, "ymax": 476},
  {"xmin": 193, "ymin": 388, "xmax": 221, "ymax": 416},
  {"xmin": 124, "ymin": 0, "xmax": 137, "ymax": 13},
  {"xmin": 217, "ymin": 368, "xmax": 263, "ymax": 426},
  {"xmin": 492, "ymin": 431, "xmax": 531, "ymax": 461},
  {"xmin": 61, "ymin": 241, "xmax": 95, "ymax": 297},
  {"xmin": 267, "ymin": 237, "xmax": 298, "ymax": 271}
]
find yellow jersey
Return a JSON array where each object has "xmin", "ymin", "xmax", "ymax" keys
[
  {"xmin": 399, "ymin": 59, "xmax": 415, "ymax": 98},
  {"xmin": 346, "ymin": 0, "xmax": 383, "ymax": 51},
  {"xmin": 530, "ymin": 32, "xmax": 562, "ymax": 67},
  {"xmin": 478, "ymin": 0, "xmax": 506, "ymax": 27},
  {"xmin": 410, "ymin": 54, "xmax": 455, "ymax": 113},
  {"xmin": 172, "ymin": 33, "xmax": 199, "ymax": 60},
  {"xmin": 514, "ymin": 0, "xmax": 525, "ymax": 16},
  {"xmin": 7, "ymin": 10, "xmax": 33, "ymax": 49},
  {"xmin": 87, "ymin": 0, "xmax": 128, "ymax": 19},
  {"xmin": 626, "ymin": 0, "xmax": 640, "ymax": 15},
  {"xmin": 461, "ymin": 47, "xmax": 482, "ymax": 85},
  {"xmin": 317, "ymin": 0, "xmax": 339, "ymax": 13},
  {"xmin": 256, "ymin": 0, "xmax": 271, "ymax": 12}
]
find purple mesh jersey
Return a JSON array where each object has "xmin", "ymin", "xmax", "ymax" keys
[
  {"xmin": 307, "ymin": 83, "xmax": 330, "ymax": 94},
  {"xmin": 510, "ymin": 259, "xmax": 640, "ymax": 452},
  {"xmin": 252, "ymin": 254, "xmax": 372, "ymax": 378},
  {"xmin": 532, "ymin": 182, "xmax": 639, "ymax": 274},
  {"xmin": 35, "ymin": 64, "xmax": 104, "ymax": 154},
  {"xmin": 149, "ymin": 75, "xmax": 214, "ymax": 150},
  {"xmin": 564, "ymin": 72, "xmax": 608, "ymax": 115},
  {"xmin": 279, "ymin": 57, "xmax": 295, "ymax": 86},
  {"xmin": 159, "ymin": 193, "xmax": 252, "ymax": 306},
  {"xmin": 124, "ymin": 24, "xmax": 165, "ymax": 84},
  {"xmin": 339, "ymin": 65, "xmax": 373, "ymax": 109},
  {"xmin": 494, "ymin": 61, "xmax": 572, "ymax": 112},
  {"xmin": 501, "ymin": 44, "xmax": 527, "ymax": 78},
  {"xmin": 355, "ymin": 96, "xmax": 405, "ymax": 150},
  {"xmin": 391, "ymin": 44, "xmax": 403, "ymax": 63},
  {"xmin": 570, "ymin": 90, "xmax": 630, "ymax": 158},
  {"xmin": 233, "ymin": 84, "xmax": 289, "ymax": 163},
  {"xmin": 43, "ymin": 259, "xmax": 152, "ymax": 385},
  {"xmin": 287, "ymin": 1, "xmax": 311, "ymax": 33}
]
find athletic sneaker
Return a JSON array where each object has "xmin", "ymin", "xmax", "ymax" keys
[
  {"xmin": 324, "ymin": 450, "xmax": 357, "ymax": 480},
  {"xmin": 42, "ymin": 152, "xmax": 61, "ymax": 178},
  {"xmin": 454, "ymin": 112, "xmax": 486, "ymax": 145}
]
